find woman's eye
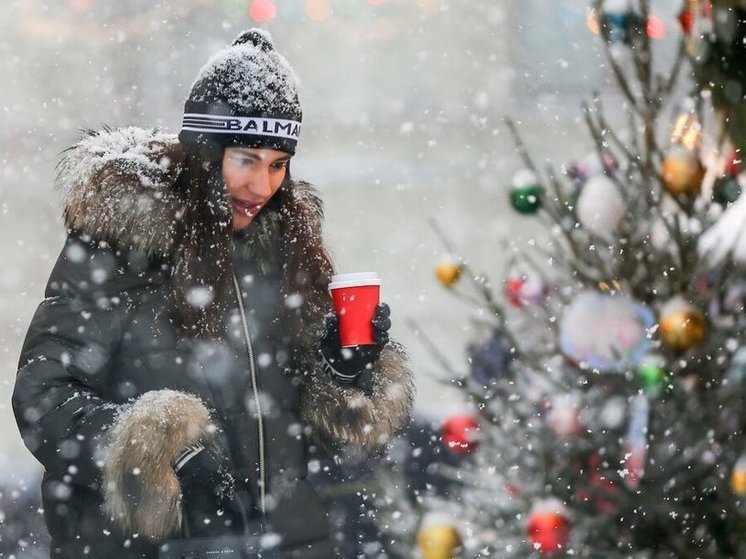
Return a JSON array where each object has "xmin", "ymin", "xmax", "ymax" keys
[{"xmin": 271, "ymin": 161, "xmax": 289, "ymax": 170}]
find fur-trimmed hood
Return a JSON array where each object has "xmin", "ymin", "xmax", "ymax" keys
[{"xmin": 56, "ymin": 126, "xmax": 323, "ymax": 259}]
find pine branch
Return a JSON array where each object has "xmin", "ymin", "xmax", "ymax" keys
[
  {"xmin": 503, "ymin": 116, "xmax": 541, "ymax": 176},
  {"xmin": 659, "ymin": 38, "xmax": 688, "ymax": 99}
]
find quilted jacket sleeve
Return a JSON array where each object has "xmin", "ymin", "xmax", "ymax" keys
[{"xmin": 13, "ymin": 232, "xmax": 132, "ymax": 488}]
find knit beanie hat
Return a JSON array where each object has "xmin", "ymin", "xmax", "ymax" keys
[{"xmin": 178, "ymin": 29, "xmax": 302, "ymax": 155}]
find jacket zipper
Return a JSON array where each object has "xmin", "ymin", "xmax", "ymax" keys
[{"xmin": 232, "ymin": 272, "xmax": 267, "ymax": 519}]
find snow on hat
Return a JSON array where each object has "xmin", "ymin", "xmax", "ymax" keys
[{"xmin": 179, "ymin": 28, "xmax": 302, "ymax": 155}]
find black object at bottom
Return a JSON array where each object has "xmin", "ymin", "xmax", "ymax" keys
[{"xmin": 158, "ymin": 534, "xmax": 276, "ymax": 559}]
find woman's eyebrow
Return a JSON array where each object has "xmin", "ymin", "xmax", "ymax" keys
[
  {"xmin": 233, "ymin": 150, "xmax": 262, "ymax": 160},
  {"xmin": 232, "ymin": 151, "xmax": 290, "ymax": 163}
]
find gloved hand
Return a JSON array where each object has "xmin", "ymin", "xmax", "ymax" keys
[
  {"xmin": 318, "ymin": 303, "xmax": 391, "ymax": 385},
  {"xmin": 174, "ymin": 443, "xmax": 242, "ymax": 538}
]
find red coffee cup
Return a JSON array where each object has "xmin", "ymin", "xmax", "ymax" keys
[{"xmin": 328, "ymin": 272, "xmax": 381, "ymax": 347}]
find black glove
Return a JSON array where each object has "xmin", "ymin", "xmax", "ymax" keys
[
  {"xmin": 318, "ymin": 303, "xmax": 391, "ymax": 385},
  {"xmin": 174, "ymin": 443, "xmax": 242, "ymax": 538}
]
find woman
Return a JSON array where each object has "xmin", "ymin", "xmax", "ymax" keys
[{"xmin": 13, "ymin": 29, "xmax": 413, "ymax": 559}]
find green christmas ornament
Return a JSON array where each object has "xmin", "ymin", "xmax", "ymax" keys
[
  {"xmin": 712, "ymin": 175, "xmax": 741, "ymax": 206},
  {"xmin": 510, "ymin": 169, "xmax": 543, "ymax": 214},
  {"xmin": 638, "ymin": 363, "xmax": 666, "ymax": 396}
]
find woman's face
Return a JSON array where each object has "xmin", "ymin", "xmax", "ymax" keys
[{"xmin": 222, "ymin": 147, "xmax": 291, "ymax": 231}]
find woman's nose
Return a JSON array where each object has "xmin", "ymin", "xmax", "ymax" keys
[{"xmin": 249, "ymin": 168, "xmax": 272, "ymax": 198}]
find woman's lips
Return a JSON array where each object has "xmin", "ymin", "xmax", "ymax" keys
[{"xmin": 231, "ymin": 198, "xmax": 262, "ymax": 217}]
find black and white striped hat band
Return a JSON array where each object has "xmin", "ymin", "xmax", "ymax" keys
[{"xmin": 181, "ymin": 113, "xmax": 301, "ymax": 140}]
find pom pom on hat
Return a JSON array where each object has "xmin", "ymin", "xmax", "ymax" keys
[
  {"xmin": 232, "ymin": 28, "xmax": 274, "ymax": 50},
  {"xmin": 179, "ymin": 28, "xmax": 302, "ymax": 156}
]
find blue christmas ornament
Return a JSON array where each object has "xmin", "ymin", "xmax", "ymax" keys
[
  {"xmin": 598, "ymin": 1, "xmax": 644, "ymax": 46},
  {"xmin": 467, "ymin": 329, "xmax": 515, "ymax": 385},
  {"xmin": 601, "ymin": 11, "xmax": 631, "ymax": 43}
]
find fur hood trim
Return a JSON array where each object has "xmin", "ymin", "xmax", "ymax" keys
[
  {"xmin": 300, "ymin": 342, "xmax": 415, "ymax": 450},
  {"xmin": 103, "ymin": 389, "xmax": 214, "ymax": 540},
  {"xmin": 57, "ymin": 127, "xmax": 188, "ymax": 256},
  {"xmin": 55, "ymin": 127, "xmax": 324, "ymax": 258}
]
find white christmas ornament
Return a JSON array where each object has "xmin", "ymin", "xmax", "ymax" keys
[
  {"xmin": 576, "ymin": 175, "xmax": 626, "ymax": 238},
  {"xmin": 699, "ymin": 175, "xmax": 746, "ymax": 263},
  {"xmin": 559, "ymin": 290, "xmax": 654, "ymax": 372},
  {"xmin": 570, "ymin": 151, "xmax": 618, "ymax": 183},
  {"xmin": 547, "ymin": 393, "xmax": 581, "ymax": 437},
  {"xmin": 512, "ymin": 168, "xmax": 539, "ymax": 188}
]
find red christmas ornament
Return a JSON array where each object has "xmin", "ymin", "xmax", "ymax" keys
[
  {"xmin": 726, "ymin": 149, "xmax": 742, "ymax": 176},
  {"xmin": 505, "ymin": 277, "xmax": 525, "ymax": 308},
  {"xmin": 249, "ymin": 0, "xmax": 277, "ymax": 23},
  {"xmin": 677, "ymin": 8, "xmax": 693, "ymax": 35},
  {"xmin": 441, "ymin": 415, "xmax": 480, "ymax": 455},
  {"xmin": 527, "ymin": 510, "xmax": 571, "ymax": 555},
  {"xmin": 646, "ymin": 14, "xmax": 666, "ymax": 40},
  {"xmin": 505, "ymin": 273, "xmax": 547, "ymax": 308}
]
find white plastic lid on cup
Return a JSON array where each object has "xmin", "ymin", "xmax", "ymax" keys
[{"xmin": 328, "ymin": 272, "xmax": 381, "ymax": 290}]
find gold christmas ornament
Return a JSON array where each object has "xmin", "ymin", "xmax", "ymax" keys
[
  {"xmin": 658, "ymin": 296, "xmax": 706, "ymax": 352},
  {"xmin": 731, "ymin": 455, "xmax": 746, "ymax": 496},
  {"xmin": 662, "ymin": 145, "xmax": 705, "ymax": 197},
  {"xmin": 417, "ymin": 523, "xmax": 462, "ymax": 559},
  {"xmin": 436, "ymin": 261, "xmax": 462, "ymax": 288}
]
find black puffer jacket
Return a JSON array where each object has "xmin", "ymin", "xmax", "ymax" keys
[{"xmin": 13, "ymin": 127, "xmax": 414, "ymax": 559}]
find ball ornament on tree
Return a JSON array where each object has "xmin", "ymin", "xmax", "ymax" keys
[
  {"xmin": 567, "ymin": 151, "xmax": 619, "ymax": 186},
  {"xmin": 435, "ymin": 256, "xmax": 462, "ymax": 288},
  {"xmin": 510, "ymin": 169, "xmax": 543, "ymax": 214},
  {"xmin": 712, "ymin": 174, "xmax": 741, "ymax": 206},
  {"xmin": 658, "ymin": 296, "xmax": 706, "ymax": 353},
  {"xmin": 505, "ymin": 271, "xmax": 547, "ymax": 308},
  {"xmin": 678, "ymin": 5, "xmax": 693, "ymax": 35},
  {"xmin": 547, "ymin": 393, "xmax": 582, "ymax": 438},
  {"xmin": 442, "ymin": 415, "xmax": 480, "ymax": 456},
  {"xmin": 599, "ymin": 0, "xmax": 644, "ymax": 45},
  {"xmin": 467, "ymin": 329, "xmax": 515, "ymax": 385},
  {"xmin": 575, "ymin": 174, "xmax": 626, "ymax": 238},
  {"xmin": 526, "ymin": 499, "xmax": 571, "ymax": 555},
  {"xmin": 416, "ymin": 517, "xmax": 462, "ymax": 559},
  {"xmin": 559, "ymin": 290, "xmax": 654, "ymax": 372},
  {"xmin": 725, "ymin": 149, "xmax": 742, "ymax": 176},
  {"xmin": 662, "ymin": 145, "xmax": 705, "ymax": 197},
  {"xmin": 731, "ymin": 455, "xmax": 746, "ymax": 496},
  {"xmin": 638, "ymin": 362, "xmax": 667, "ymax": 396}
]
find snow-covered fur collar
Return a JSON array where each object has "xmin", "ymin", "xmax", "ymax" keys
[
  {"xmin": 56, "ymin": 126, "xmax": 320, "ymax": 259},
  {"xmin": 57, "ymin": 127, "xmax": 187, "ymax": 256}
]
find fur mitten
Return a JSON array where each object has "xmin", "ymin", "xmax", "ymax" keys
[{"xmin": 102, "ymin": 390, "xmax": 214, "ymax": 540}]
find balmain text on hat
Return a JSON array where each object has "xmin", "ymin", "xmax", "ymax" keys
[{"xmin": 181, "ymin": 114, "xmax": 301, "ymax": 140}]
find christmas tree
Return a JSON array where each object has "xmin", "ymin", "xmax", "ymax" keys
[
  {"xmin": 687, "ymin": 0, "xmax": 746, "ymax": 156},
  {"xmin": 376, "ymin": 1, "xmax": 746, "ymax": 557}
]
